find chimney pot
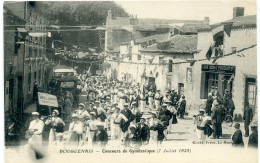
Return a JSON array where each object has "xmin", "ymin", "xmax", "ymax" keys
[{"xmin": 233, "ymin": 7, "xmax": 244, "ymax": 19}]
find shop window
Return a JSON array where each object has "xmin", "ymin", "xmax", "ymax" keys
[{"xmin": 138, "ymin": 55, "xmax": 142, "ymax": 60}]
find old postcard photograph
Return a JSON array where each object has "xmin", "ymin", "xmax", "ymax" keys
[{"xmin": 2, "ymin": 0, "xmax": 258, "ymax": 162}]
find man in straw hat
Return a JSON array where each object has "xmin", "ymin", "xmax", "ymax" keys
[
  {"xmin": 86, "ymin": 111, "xmax": 98, "ymax": 146},
  {"xmin": 69, "ymin": 114, "xmax": 84, "ymax": 146},
  {"xmin": 136, "ymin": 115, "xmax": 150, "ymax": 145},
  {"xmin": 93, "ymin": 121, "xmax": 108, "ymax": 147},
  {"xmin": 194, "ymin": 108, "xmax": 211, "ymax": 142},
  {"xmin": 45, "ymin": 109, "xmax": 65, "ymax": 146},
  {"xmin": 25, "ymin": 112, "xmax": 45, "ymax": 160},
  {"xmin": 110, "ymin": 107, "xmax": 128, "ymax": 142}
]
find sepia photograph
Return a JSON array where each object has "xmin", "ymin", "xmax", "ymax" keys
[{"xmin": 2, "ymin": 0, "xmax": 258, "ymax": 162}]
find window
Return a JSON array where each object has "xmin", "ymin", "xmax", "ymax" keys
[
  {"xmin": 138, "ymin": 55, "xmax": 142, "ymax": 60},
  {"xmin": 34, "ymin": 48, "xmax": 38, "ymax": 57},
  {"xmin": 29, "ymin": 47, "xmax": 32, "ymax": 57},
  {"xmin": 28, "ymin": 66, "xmax": 31, "ymax": 92},
  {"xmin": 169, "ymin": 59, "xmax": 173, "ymax": 72}
]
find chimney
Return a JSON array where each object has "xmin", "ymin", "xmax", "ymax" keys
[
  {"xmin": 233, "ymin": 7, "xmax": 244, "ymax": 19},
  {"xmin": 107, "ymin": 10, "xmax": 112, "ymax": 19},
  {"xmin": 204, "ymin": 17, "xmax": 210, "ymax": 25}
]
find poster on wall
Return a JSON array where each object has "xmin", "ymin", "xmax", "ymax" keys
[{"xmin": 186, "ymin": 67, "xmax": 192, "ymax": 83}]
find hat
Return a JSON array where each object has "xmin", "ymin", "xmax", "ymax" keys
[
  {"xmin": 95, "ymin": 101, "xmax": 100, "ymax": 104},
  {"xmin": 162, "ymin": 104, "xmax": 168, "ymax": 107},
  {"xmin": 251, "ymin": 121, "xmax": 258, "ymax": 127},
  {"xmin": 53, "ymin": 109, "xmax": 59, "ymax": 115},
  {"xmin": 56, "ymin": 133, "xmax": 63, "ymax": 138},
  {"xmin": 199, "ymin": 108, "xmax": 205, "ymax": 112},
  {"xmin": 132, "ymin": 102, "xmax": 137, "ymax": 105},
  {"xmin": 123, "ymin": 103, "xmax": 129, "ymax": 107},
  {"xmin": 115, "ymin": 106, "xmax": 121, "ymax": 110},
  {"xmin": 89, "ymin": 102, "xmax": 94, "ymax": 105},
  {"xmin": 234, "ymin": 123, "xmax": 240, "ymax": 129},
  {"xmin": 32, "ymin": 112, "xmax": 39, "ymax": 116},
  {"xmin": 72, "ymin": 113, "xmax": 78, "ymax": 118},
  {"xmin": 106, "ymin": 97, "xmax": 111, "ymax": 100},
  {"xmin": 165, "ymin": 100, "xmax": 171, "ymax": 104},
  {"xmin": 96, "ymin": 121, "xmax": 104, "ymax": 127},
  {"xmin": 150, "ymin": 111, "xmax": 157, "ymax": 115},
  {"xmin": 89, "ymin": 112, "xmax": 96, "ymax": 116},
  {"xmin": 79, "ymin": 103, "xmax": 85, "ymax": 108},
  {"xmin": 129, "ymin": 124, "xmax": 136, "ymax": 129}
]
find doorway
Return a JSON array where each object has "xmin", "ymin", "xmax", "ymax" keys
[
  {"xmin": 245, "ymin": 78, "xmax": 257, "ymax": 115},
  {"xmin": 178, "ymin": 83, "xmax": 184, "ymax": 96}
]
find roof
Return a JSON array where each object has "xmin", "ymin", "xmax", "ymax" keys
[
  {"xmin": 135, "ymin": 33, "xmax": 169, "ymax": 44},
  {"xmin": 181, "ymin": 23, "xmax": 211, "ymax": 33},
  {"xmin": 140, "ymin": 35, "xmax": 198, "ymax": 54},
  {"xmin": 53, "ymin": 69, "xmax": 75, "ymax": 73},
  {"xmin": 232, "ymin": 15, "xmax": 256, "ymax": 28}
]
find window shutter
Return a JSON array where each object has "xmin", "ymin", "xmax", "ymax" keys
[{"xmin": 200, "ymin": 72, "xmax": 206, "ymax": 99}]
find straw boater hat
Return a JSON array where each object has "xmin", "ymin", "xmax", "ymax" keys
[
  {"xmin": 32, "ymin": 112, "xmax": 39, "ymax": 116},
  {"xmin": 53, "ymin": 109, "xmax": 59, "ymax": 115},
  {"xmin": 96, "ymin": 121, "xmax": 104, "ymax": 127},
  {"xmin": 162, "ymin": 104, "xmax": 168, "ymax": 107},
  {"xmin": 72, "ymin": 113, "xmax": 78, "ymax": 118},
  {"xmin": 251, "ymin": 121, "xmax": 258, "ymax": 127},
  {"xmin": 79, "ymin": 103, "xmax": 85, "ymax": 108},
  {"xmin": 90, "ymin": 112, "xmax": 96, "ymax": 116},
  {"xmin": 199, "ymin": 108, "xmax": 205, "ymax": 112}
]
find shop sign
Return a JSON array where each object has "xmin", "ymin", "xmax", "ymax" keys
[{"xmin": 201, "ymin": 64, "xmax": 235, "ymax": 74}]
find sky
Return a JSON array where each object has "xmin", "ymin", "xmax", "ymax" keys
[{"xmin": 116, "ymin": 0, "xmax": 257, "ymax": 24}]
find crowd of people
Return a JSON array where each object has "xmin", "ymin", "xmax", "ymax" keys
[
  {"xmin": 26, "ymin": 75, "xmax": 187, "ymax": 150},
  {"xmin": 26, "ymin": 74, "xmax": 257, "ymax": 154}
]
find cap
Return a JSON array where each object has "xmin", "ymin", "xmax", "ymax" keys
[
  {"xmin": 234, "ymin": 123, "xmax": 240, "ymax": 129},
  {"xmin": 251, "ymin": 121, "xmax": 258, "ymax": 127},
  {"xmin": 132, "ymin": 102, "xmax": 137, "ymax": 105},
  {"xmin": 199, "ymin": 108, "xmax": 205, "ymax": 112},
  {"xmin": 165, "ymin": 100, "xmax": 171, "ymax": 103},
  {"xmin": 162, "ymin": 104, "xmax": 168, "ymax": 107},
  {"xmin": 72, "ymin": 113, "xmax": 78, "ymax": 118},
  {"xmin": 79, "ymin": 103, "xmax": 85, "ymax": 108},
  {"xmin": 123, "ymin": 103, "xmax": 129, "ymax": 106},
  {"xmin": 32, "ymin": 112, "xmax": 39, "ymax": 116},
  {"xmin": 96, "ymin": 121, "xmax": 104, "ymax": 127},
  {"xmin": 53, "ymin": 109, "xmax": 59, "ymax": 115},
  {"xmin": 89, "ymin": 112, "xmax": 96, "ymax": 116},
  {"xmin": 129, "ymin": 124, "xmax": 136, "ymax": 129}
]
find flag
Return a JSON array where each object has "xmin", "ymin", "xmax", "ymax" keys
[{"xmin": 206, "ymin": 45, "xmax": 212, "ymax": 60}]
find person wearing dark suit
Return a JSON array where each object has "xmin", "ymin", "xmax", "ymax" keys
[
  {"xmin": 205, "ymin": 93, "xmax": 213, "ymax": 116},
  {"xmin": 232, "ymin": 123, "xmax": 244, "ymax": 147},
  {"xmin": 243, "ymin": 102, "xmax": 253, "ymax": 137},
  {"xmin": 211, "ymin": 101, "xmax": 222, "ymax": 139},
  {"xmin": 248, "ymin": 122, "xmax": 258, "ymax": 148},
  {"xmin": 179, "ymin": 96, "xmax": 186, "ymax": 119},
  {"xmin": 93, "ymin": 122, "xmax": 108, "ymax": 147},
  {"xmin": 136, "ymin": 118, "xmax": 150, "ymax": 145}
]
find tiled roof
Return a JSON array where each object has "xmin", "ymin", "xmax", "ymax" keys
[
  {"xmin": 135, "ymin": 33, "xmax": 169, "ymax": 44},
  {"xmin": 232, "ymin": 15, "xmax": 256, "ymax": 28},
  {"xmin": 140, "ymin": 35, "xmax": 198, "ymax": 54}
]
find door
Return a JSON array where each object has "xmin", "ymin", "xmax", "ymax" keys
[
  {"xmin": 17, "ymin": 76, "xmax": 23, "ymax": 114},
  {"xmin": 178, "ymin": 83, "xmax": 184, "ymax": 96},
  {"xmin": 245, "ymin": 78, "xmax": 256, "ymax": 115}
]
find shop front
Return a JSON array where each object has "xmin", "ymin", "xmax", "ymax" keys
[{"xmin": 200, "ymin": 64, "xmax": 236, "ymax": 99}]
